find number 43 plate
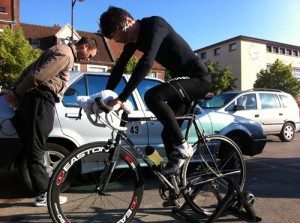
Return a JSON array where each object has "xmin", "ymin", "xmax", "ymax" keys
[{"xmin": 126, "ymin": 121, "xmax": 142, "ymax": 135}]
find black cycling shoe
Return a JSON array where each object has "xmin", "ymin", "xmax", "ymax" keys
[{"xmin": 161, "ymin": 150, "xmax": 188, "ymax": 176}]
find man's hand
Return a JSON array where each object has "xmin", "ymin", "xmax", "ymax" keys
[
  {"xmin": 3, "ymin": 90, "xmax": 19, "ymax": 107},
  {"xmin": 107, "ymin": 97, "xmax": 124, "ymax": 111}
]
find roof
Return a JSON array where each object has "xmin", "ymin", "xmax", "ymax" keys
[
  {"xmin": 195, "ymin": 35, "xmax": 300, "ymax": 52},
  {"xmin": 20, "ymin": 23, "xmax": 114, "ymax": 65},
  {"xmin": 19, "ymin": 23, "xmax": 164, "ymax": 70}
]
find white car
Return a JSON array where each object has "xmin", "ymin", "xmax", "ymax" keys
[
  {"xmin": 201, "ymin": 89, "xmax": 300, "ymax": 142},
  {"xmin": 0, "ymin": 72, "xmax": 267, "ymax": 191}
]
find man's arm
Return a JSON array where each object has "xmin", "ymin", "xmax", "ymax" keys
[
  {"xmin": 106, "ymin": 44, "xmax": 136, "ymax": 91},
  {"xmin": 118, "ymin": 17, "xmax": 168, "ymax": 101}
]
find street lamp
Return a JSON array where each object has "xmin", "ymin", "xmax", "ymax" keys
[{"xmin": 71, "ymin": 0, "xmax": 85, "ymax": 43}]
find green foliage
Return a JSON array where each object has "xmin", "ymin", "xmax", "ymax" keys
[
  {"xmin": 0, "ymin": 26, "xmax": 41, "ymax": 86},
  {"xmin": 254, "ymin": 59, "xmax": 300, "ymax": 99},
  {"xmin": 164, "ymin": 69, "xmax": 171, "ymax": 81},
  {"xmin": 123, "ymin": 56, "xmax": 138, "ymax": 74},
  {"xmin": 109, "ymin": 55, "xmax": 139, "ymax": 74},
  {"xmin": 205, "ymin": 61, "xmax": 237, "ymax": 94}
]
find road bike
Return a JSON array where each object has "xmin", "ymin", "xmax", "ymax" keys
[{"xmin": 47, "ymin": 97, "xmax": 246, "ymax": 222}]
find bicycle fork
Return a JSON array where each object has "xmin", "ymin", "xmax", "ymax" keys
[{"xmin": 95, "ymin": 140, "xmax": 121, "ymax": 195}]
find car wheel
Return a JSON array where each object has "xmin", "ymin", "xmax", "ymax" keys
[
  {"xmin": 279, "ymin": 123, "xmax": 295, "ymax": 142},
  {"xmin": 19, "ymin": 143, "xmax": 70, "ymax": 193}
]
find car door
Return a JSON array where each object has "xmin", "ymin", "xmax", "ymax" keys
[
  {"xmin": 136, "ymin": 79, "xmax": 164, "ymax": 150},
  {"xmin": 256, "ymin": 93, "xmax": 284, "ymax": 133},
  {"xmin": 56, "ymin": 73, "xmax": 148, "ymax": 147},
  {"xmin": 225, "ymin": 93, "xmax": 261, "ymax": 123}
]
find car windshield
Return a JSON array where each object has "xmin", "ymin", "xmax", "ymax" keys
[{"xmin": 201, "ymin": 93, "xmax": 239, "ymax": 108}]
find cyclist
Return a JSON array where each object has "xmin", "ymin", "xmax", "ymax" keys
[{"xmin": 99, "ymin": 6, "xmax": 211, "ymax": 175}]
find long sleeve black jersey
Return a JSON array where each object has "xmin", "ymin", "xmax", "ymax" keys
[{"xmin": 106, "ymin": 16, "xmax": 208, "ymax": 102}]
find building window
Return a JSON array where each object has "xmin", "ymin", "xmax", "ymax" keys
[
  {"xmin": 60, "ymin": 38, "xmax": 72, "ymax": 45},
  {"xmin": 149, "ymin": 72, "xmax": 157, "ymax": 78},
  {"xmin": 273, "ymin": 47, "xmax": 279, "ymax": 53},
  {"xmin": 31, "ymin": 39, "xmax": 40, "ymax": 46},
  {"xmin": 229, "ymin": 43, "xmax": 237, "ymax": 51},
  {"xmin": 87, "ymin": 64, "xmax": 108, "ymax": 72},
  {"xmin": 294, "ymin": 68, "xmax": 300, "ymax": 80},
  {"xmin": 214, "ymin": 48, "xmax": 220, "ymax": 55},
  {"xmin": 292, "ymin": 50, "xmax": 298, "ymax": 57},
  {"xmin": 280, "ymin": 48, "xmax": 285, "ymax": 54},
  {"xmin": 286, "ymin": 49, "xmax": 292, "ymax": 55},
  {"xmin": 266, "ymin": 45, "xmax": 272, "ymax": 52},
  {"xmin": 200, "ymin": 52, "xmax": 207, "ymax": 59},
  {"xmin": 0, "ymin": 7, "xmax": 6, "ymax": 13},
  {"xmin": 72, "ymin": 63, "xmax": 80, "ymax": 71}
]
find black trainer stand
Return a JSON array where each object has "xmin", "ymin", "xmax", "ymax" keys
[{"xmin": 172, "ymin": 178, "xmax": 262, "ymax": 223}]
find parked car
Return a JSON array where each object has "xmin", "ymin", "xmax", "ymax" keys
[
  {"xmin": 201, "ymin": 89, "xmax": 300, "ymax": 142},
  {"xmin": 0, "ymin": 72, "xmax": 267, "ymax": 191}
]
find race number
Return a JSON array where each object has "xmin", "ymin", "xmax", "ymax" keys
[{"xmin": 127, "ymin": 122, "xmax": 142, "ymax": 135}]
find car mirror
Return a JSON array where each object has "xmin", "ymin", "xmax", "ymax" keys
[
  {"xmin": 233, "ymin": 105, "xmax": 246, "ymax": 111},
  {"xmin": 64, "ymin": 88, "xmax": 78, "ymax": 96}
]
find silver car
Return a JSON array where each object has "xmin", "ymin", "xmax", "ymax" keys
[
  {"xmin": 0, "ymin": 72, "xmax": 267, "ymax": 190},
  {"xmin": 201, "ymin": 89, "xmax": 300, "ymax": 142}
]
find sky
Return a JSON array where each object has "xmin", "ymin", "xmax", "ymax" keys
[{"xmin": 20, "ymin": 0, "xmax": 300, "ymax": 50}]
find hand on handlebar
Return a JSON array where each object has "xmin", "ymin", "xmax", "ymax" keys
[{"xmin": 107, "ymin": 98, "xmax": 123, "ymax": 111}]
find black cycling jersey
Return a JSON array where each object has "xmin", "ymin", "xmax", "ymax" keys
[{"xmin": 106, "ymin": 16, "xmax": 208, "ymax": 102}]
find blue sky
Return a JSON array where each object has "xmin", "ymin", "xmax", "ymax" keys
[{"xmin": 20, "ymin": 0, "xmax": 300, "ymax": 50}]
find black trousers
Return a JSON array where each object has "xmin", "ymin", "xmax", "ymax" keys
[
  {"xmin": 144, "ymin": 75, "xmax": 211, "ymax": 159},
  {"xmin": 12, "ymin": 91, "xmax": 55, "ymax": 195}
]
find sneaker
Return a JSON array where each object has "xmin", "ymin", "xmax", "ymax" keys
[
  {"xmin": 175, "ymin": 141, "xmax": 193, "ymax": 158},
  {"xmin": 34, "ymin": 193, "xmax": 68, "ymax": 207}
]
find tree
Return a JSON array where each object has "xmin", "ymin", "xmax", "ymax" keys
[
  {"xmin": 108, "ymin": 55, "xmax": 139, "ymax": 74},
  {"xmin": 164, "ymin": 69, "xmax": 171, "ymax": 81},
  {"xmin": 254, "ymin": 59, "xmax": 300, "ymax": 99},
  {"xmin": 205, "ymin": 61, "xmax": 237, "ymax": 94},
  {"xmin": 0, "ymin": 26, "xmax": 41, "ymax": 87}
]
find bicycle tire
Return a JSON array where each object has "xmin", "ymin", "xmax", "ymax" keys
[
  {"xmin": 182, "ymin": 135, "xmax": 246, "ymax": 216},
  {"xmin": 47, "ymin": 141, "xmax": 144, "ymax": 223}
]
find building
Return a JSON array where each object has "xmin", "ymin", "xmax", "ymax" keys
[
  {"xmin": 0, "ymin": 0, "xmax": 165, "ymax": 79},
  {"xmin": 195, "ymin": 35, "xmax": 300, "ymax": 90},
  {"xmin": 0, "ymin": 0, "xmax": 19, "ymax": 31}
]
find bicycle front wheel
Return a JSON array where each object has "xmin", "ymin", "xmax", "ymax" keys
[
  {"xmin": 182, "ymin": 135, "xmax": 246, "ymax": 216},
  {"xmin": 48, "ymin": 141, "xmax": 144, "ymax": 223}
]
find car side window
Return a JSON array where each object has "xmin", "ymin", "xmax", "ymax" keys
[
  {"xmin": 259, "ymin": 93, "xmax": 280, "ymax": 109},
  {"xmin": 279, "ymin": 94, "xmax": 293, "ymax": 108},
  {"xmin": 62, "ymin": 74, "xmax": 137, "ymax": 110},
  {"xmin": 245, "ymin": 94, "xmax": 257, "ymax": 109},
  {"xmin": 136, "ymin": 79, "xmax": 160, "ymax": 110}
]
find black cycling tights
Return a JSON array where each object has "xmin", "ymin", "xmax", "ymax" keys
[{"xmin": 144, "ymin": 75, "xmax": 211, "ymax": 158}]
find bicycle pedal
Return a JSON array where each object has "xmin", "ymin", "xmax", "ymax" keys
[{"xmin": 162, "ymin": 199, "xmax": 180, "ymax": 208}]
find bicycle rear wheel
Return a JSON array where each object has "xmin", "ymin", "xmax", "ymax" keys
[
  {"xmin": 182, "ymin": 135, "xmax": 246, "ymax": 216},
  {"xmin": 48, "ymin": 141, "xmax": 144, "ymax": 223}
]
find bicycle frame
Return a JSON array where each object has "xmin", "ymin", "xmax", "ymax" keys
[{"xmin": 97, "ymin": 102, "xmax": 220, "ymax": 196}]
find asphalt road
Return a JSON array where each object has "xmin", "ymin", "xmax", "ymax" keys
[{"xmin": 0, "ymin": 133, "xmax": 299, "ymax": 223}]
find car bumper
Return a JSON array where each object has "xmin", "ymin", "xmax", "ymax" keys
[{"xmin": 245, "ymin": 135, "xmax": 267, "ymax": 156}]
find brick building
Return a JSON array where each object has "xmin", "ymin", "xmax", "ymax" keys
[{"xmin": 0, "ymin": 0, "xmax": 166, "ymax": 79}]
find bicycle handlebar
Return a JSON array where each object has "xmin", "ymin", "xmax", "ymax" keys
[{"xmin": 94, "ymin": 97, "xmax": 128, "ymax": 132}]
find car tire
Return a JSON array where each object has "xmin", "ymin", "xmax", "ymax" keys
[
  {"xmin": 19, "ymin": 143, "xmax": 70, "ymax": 193},
  {"xmin": 279, "ymin": 123, "xmax": 295, "ymax": 142}
]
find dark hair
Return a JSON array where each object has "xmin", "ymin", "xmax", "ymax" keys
[
  {"xmin": 99, "ymin": 6, "xmax": 133, "ymax": 39},
  {"xmin": 75, "ymin": 37, "xmax": 98, "ymax": 50}
]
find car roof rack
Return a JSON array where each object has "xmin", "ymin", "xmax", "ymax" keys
[{"xmin": 244, "ymin": 88, "xmax": 283, "ymax": 92}]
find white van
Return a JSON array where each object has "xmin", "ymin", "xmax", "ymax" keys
[{"xmin": 201, "ymin": 89, "xmax": 300, "ymax": 142}]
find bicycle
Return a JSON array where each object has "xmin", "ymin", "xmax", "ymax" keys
[{"xmin": 47, "ymin": 97, "xmax": 246, "ymax": 223}]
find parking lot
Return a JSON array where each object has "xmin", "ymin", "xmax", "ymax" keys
[{"xmin": 0, "ymin": 133, "xmax": 299, "ymax": 223}]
